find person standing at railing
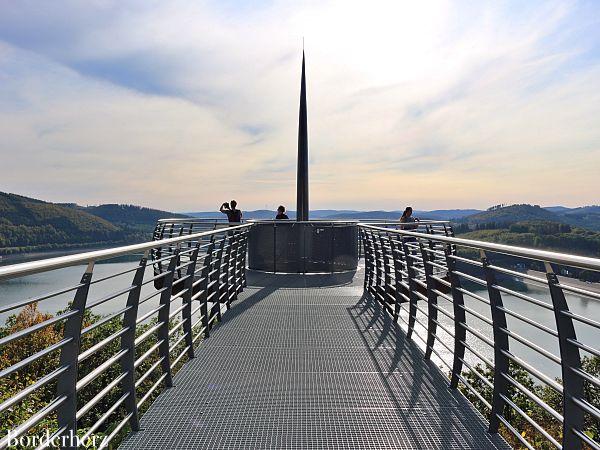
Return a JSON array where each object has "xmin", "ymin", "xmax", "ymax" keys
[
  {"xmin": 400, "ymin": 207, "xmax": 419, "ymax": 230},
  {"xmin": 275, "ymin": 205, "xmax": 289, "ymax": 220},
  {"xmin": 220, "ymin": 200, "xmax": 243, "ymax": 223},
  {"xmin": 400, "ymin": 206, "xmax": 420, "ymax": 246}
]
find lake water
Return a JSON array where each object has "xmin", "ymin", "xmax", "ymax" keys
[
  {"xmin": 1, "ymin": 255, "xmax": 599, "ymax": 382},
  {"xmin": 411, "ymin": 280, "xmax": 600, "ymax": 381}
]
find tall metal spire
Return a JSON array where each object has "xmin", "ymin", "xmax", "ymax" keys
[{"xmin": 296, "ymin": 51, "xmax": 309, "ymax": 221}]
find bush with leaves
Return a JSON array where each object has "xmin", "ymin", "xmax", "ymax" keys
[
  {"xmin": 1, "ymin": 302, "xmax": 192, "ymax": 449},
  {"xmin": 458, "ymin": 358, "xmax": 599, "ymax": 449}
]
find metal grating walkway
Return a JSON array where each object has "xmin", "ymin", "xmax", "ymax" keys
[{"xmin": 120, "ymin": 270, "xmax": 509, "ymax": 449}]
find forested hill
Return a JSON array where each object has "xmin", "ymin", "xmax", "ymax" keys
[
  {"xmin": 459, "ymin": 204, "xmax": 559, "ymax": 226},
  {"xmin": 455, "ymin": 204, "xmax": 600, "ymax": 259},
  {"xmin": 456, "ymin": 220, "xmax": 600, "ymax": 259},
  {"xmin": 0, "ymin": 192, "xmax": 187, "ymax": 254},
  {"xmin": 0, "ymin": 192, "xmax": 122, "ymax": 253},
  {"xmin": 458, "ymin": 204, "xmax": 600, "ymax": 231},
  {"xmin": 79, "ymin": 204, "xmax": 189, "ymax": 227}
]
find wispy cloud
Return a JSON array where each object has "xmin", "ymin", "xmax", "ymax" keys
[{"xmin": 0, "ymin": 0, "xmax": 598, "ymax": 211}]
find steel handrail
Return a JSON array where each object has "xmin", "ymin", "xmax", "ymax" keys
[
  {"xmin": 158, "ymin": 217, "xmax": 450, "ymax": 224},
  {"xmin": 359, "ymin": 223, "xmax": 600, "ymax": 450},
  {"xmin": 0, "ymin": 222, "xmax": 251, "ymax": 449},
  {"xmin": 157, "ymin": 217, "xmax": 236, "ymax": 223},
  {"xmin": 360, "ymin": 223, "xmax": 600, "ymax": 271},
  {"xmin": 0, "ymin": 223, "xmax": 251, "ymax": 281}
]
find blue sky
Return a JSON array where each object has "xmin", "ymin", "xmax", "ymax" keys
[{"xmin": 0, "ymin": 0, "xmax": 598, "ymax": 211}]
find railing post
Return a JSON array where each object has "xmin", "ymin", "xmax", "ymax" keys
[
  {"xmin": 220, "ymin": 233, "xmax": 231, "ymax": 308},
  {"xmin": 240, "ymin": 229, "xmax": 248, "ymax": 288},
  {"xmin": 380, "ymin": 233, "xmax": 392, "ymax": 304},
  {"xmin": 273, "ymin": 222, "xmax": 277, "ymax": 273},
  {"xmin": 372, "ymin": 231, "xmax": 383, "ymax": 299},
  {"xmin": 199, "ymin": 239, "xmax": 215, "ymax": 338},
  {"xmin": 389, "ymin": 236, "xmax": 403, "ymax": 321},
  {"xmin": 367, "ymin": 229, "xmax": 376, "ymax": 293},
  {"xmin": 235, "ymin": 230, "xmax": 247, "ymax": 296},
  {"xmin": 361, "ymin": 229, "xmax": 373, "ymax": 292},
  {"xmin": 228, "ymin": 231, "xmax": 239, "ymax": 305},
  {"xmin": 358, "ymin": 225, "xmax": 363, "ymax": 259},
  {"xmin": 420, "ymin": 242, "xmax": 438, "ymax": 360},
  {"xmin": 181, "ymin": 243, "xmax": 201, "ymax": 359},
  {"xmin": 230, "ymin": 231, "xmax": 240, "ymax": 301},
  {"xmin": 56, "ymin": 262, "xmax": 94, "ymax": 448},
  {"xmin": 402, "ymin": 238, "xmax": 419, "ymax": 340},
  {"xmin": 119, "ymin": 252, "xmax": 148, "ymax": 432},
  {"xmin": 545, "ymin": 263, "xmax": 584, "ymax": 450},
  {"xmin": 151, "ymin": 224, "xmax": 163, "ymax": 274},
  {"xmin": 157, "ymin": 249, "xmax": 180, "ymax": 388},
  {"xmin": 481, "ymin": 251, "xmax": 509, "ymax": 433},
  {"xmin": 187, "ymin": 222, "xmax": 194, "ymax": 245},
  {"xmin": 444, "ymin": 244, "xmax": 466, "ymax": 389},
  {"xmin": 213, "ymin": 237, "xmax": 226, "ymax": 322}
]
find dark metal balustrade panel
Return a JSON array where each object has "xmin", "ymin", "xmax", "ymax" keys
[
  {"xmin": 119, "ymin": 271, "xmax": 509, "ymax": 450},
  {"xmin": 247, "ymin": 222, "xmax": 359, "ymax": 273}
]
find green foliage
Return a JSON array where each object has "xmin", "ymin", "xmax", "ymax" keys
[
  {"xmin": 0, "ymin": 192, "xmax": 123, "ymax": 253},
  {"xmin": 459, "ymin": 358, "xmax": 600, "ymax": 449},
  {"xmin": 455, "ymin": 220, "xmax": 600, "ymax": 258},
  {"xmin": 558, "ymin": 206, "xmax": 600, "ymax": 232},
  {"xmin": 81, "ymin": 204, "xmax": 188, "ymax": 227},
  {"xmin": 0, "ymin": 192, "xmax": 189, "ymax": 255},
  {"xmin": 0, "ymin": 302, "xmax": 192, "ymax": 449},
  {"xmin": 458, "ymin": 203, "xmax": 600, "ymax": 232},
  {"xmin": 508, "ymin": 221, "xmax": 572, "ymax": 235},
  {"xmin": 461, "ymin": 204, "xmax": 561, "ymax": 226}
]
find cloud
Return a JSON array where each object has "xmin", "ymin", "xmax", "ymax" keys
[{"xmin": 0, "ymin": 0, "xmax": 599, "ymax": 211}]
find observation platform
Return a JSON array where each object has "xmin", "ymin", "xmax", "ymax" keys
[{"xmin": 120, "ymin": 269, "xmax": 509, "ymax": 449}]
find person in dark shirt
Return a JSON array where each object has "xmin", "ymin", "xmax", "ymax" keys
[
  {"xmin": 220, "ymin": 200, "xmax": 242, "ymax": 223},
  {"xmin": 275, "ymin": 205, "xmax": 289, "ymax": 220}
]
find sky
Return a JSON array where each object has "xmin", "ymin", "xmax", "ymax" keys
[{"xmin": 0, "ymin": 0, "xmax": 598, "ymax": 212}]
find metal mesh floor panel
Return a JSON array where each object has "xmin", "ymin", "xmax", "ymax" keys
[{"xmin": 120, "ymin": 271, "xmax": 509, "ymax": 449}]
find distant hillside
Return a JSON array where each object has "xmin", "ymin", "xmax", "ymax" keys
[
  {"xmin": 544, "ymin": 206, "xmax": 572, "ymax": 213},
  {"xmin": 460, "ymin": 204, "xmax": 560, "ymax": 226},
  {"xmin": 81, "ymin": 204, "xmax": 189, "ymax": 228},
  {"xmin": 458, "ymin": 204, "xmax": 600, "ymax": 232},
  {"xmin": 325, "ymin": 211, "xmax": 400, "ymax": 220},
  {"xmin": 0, "ymin": 192, "xmax": 124, "ymax": 253},
  {"xmin": 416, "ymin": 209, "xmax": 482, "ymax": 220},
  {"xmin": 0, "ymin": 192, "xmax": 189, "ymax": 254},
  {"xmin": 556, "ymin": 205, "xmax": 600, "ymax": 231},
  {"xmin": 457, "ymin": 220, "xmax": 600, "ymax": 258}
]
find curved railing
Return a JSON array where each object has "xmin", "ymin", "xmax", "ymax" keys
[
  {"xmin": 0, "ymin": 224, "xmax": 251, "ymax": 449},
  {"xmin": 359, "ymin": 223, "xmax": 600, "ymax": 450}
]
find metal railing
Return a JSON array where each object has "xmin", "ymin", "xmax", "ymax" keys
[
  {"xmin": 357, "ymin": 220, "xmax": 453, "ymax": 259},
  {"xmin": 0, "ymin": 224, "xmax": 250, "ymax": 449},
  {"xmin": 359, "ymin": 223, "xmax": 600, "ymax": 450}
]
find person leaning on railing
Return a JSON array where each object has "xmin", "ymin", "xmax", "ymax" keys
[{"xmin": 220, "ymin": 200, "xmax": 243, "ymax": 223}]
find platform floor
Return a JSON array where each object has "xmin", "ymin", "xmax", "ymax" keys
[{"xmin": 120, "ymin": 270, "xmax": 509, "ymax": 449}]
